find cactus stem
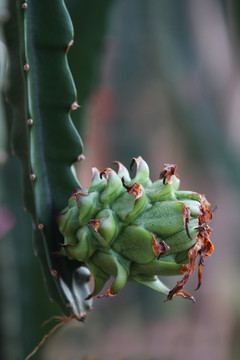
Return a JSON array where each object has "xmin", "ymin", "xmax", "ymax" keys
[
  {"xmin": 27, "ymin": 118, "xmax": 33, "ymax": 126},
  {"xmin": 23, "ymin": 64, "xmax": 29, "ymax": 71},
  {"xmin": 38, "ymin": 224, "xmax": 44, "ymax": 230},
  {"xmin": 66, "ymin": 39, "xmax": 74, "ymax": 53},
  {"xmin": 22, "ymin": 3, "xmax": 28, "ymax": 10},
  {"xmin": 77, "ymin": 154, "xmax": 85, "ymax": 162},
  {"xmin": 70, "ymin": 101, "xmax": 81, "ymax": 111},
  {"xmin": 30, "ymin": 173, "xmax": 36, "ymax": 181}
]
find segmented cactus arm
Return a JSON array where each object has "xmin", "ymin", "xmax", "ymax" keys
[{"xmin": 5, "ymin": 0, "xmax": 92, "ymax": 319}]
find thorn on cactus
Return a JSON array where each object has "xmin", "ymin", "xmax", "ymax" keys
[
  {"xmin": 38, "ymin": 223, "xmax": 44, "ymax": 230},
  {"xmin": 24, "ymin": 63, "xmax": 29, "ymax": 71},
  {"xmin": 51, "ymin": 270, "xmax": 58, "ymax": 278},
  {"xmin": 22, "ymin": 3, "xmax": 28, "ymax": 10},
  {"xmin": 70, "ymin": 101, "xmax": 81, "ymax": 111},
  {"xmin": 27, "ymin": 118, "xmax": 33, "ymax": 126},
  {"xmin": 30, "ymin": 173, "xmax": 36, "ymax": 181},
  {"xmin": 77, "ymin": 154, "xmax": 85, "ymax": 162},
  {"xmin": 66, "ymin": 39, "xmax": 74, "ymax": 53}
]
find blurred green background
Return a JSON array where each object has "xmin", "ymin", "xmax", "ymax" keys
[{"xmin": 1, "ymin": 0, "xmax": 240, "ymax": 359}]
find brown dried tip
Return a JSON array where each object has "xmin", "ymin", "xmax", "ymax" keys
[
  {"xmin": 87, "ymin": 219, "xmax": 102, "ymax": 232},
  {"xmin": 167, "ymin": 196, "xmax": 214, "ymax": 301},
  {"xmin": 129, "ymin": 156, "xmax": 143, "ymax": 172},
  {"xmin": 152, "ymin": 238, "xmax": 170, "ymax": 260},
  {"xmin": 182, "ymin": 205, "xmax": 192, "ymax": 240},
  {"xmin": 112, "ymin": 160, "xmax": 124, "ymax": 171},
  {"xmin": 159, "ymin": 164, "xmax": 178, "ymax": 185},
  {"xmin": 121, "ymin": 177, "xmax": 142, "ymax": 200},
  {"xmin": 98, "ymin": 286, "xmax": 116, "ymax": 298},
  {"xmin": 100, "ymin": 168, "xmax": 112, "ymax": 179}
]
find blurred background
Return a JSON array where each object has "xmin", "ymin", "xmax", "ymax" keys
[{"xmin": 1, "ymin": 0, "xmax": 240, "ymax": 359}]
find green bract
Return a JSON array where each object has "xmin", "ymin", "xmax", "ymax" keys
[{"xmin": 57, "ymin": 157, "xmax": 213, "ymax": 302}]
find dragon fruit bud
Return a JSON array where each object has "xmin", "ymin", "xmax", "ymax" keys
[{"xmin": 57, "ymin": 157, "xmax": 213, "ymax": 303}]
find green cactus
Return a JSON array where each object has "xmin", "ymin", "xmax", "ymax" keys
[
  {"xmin": 0, "ymin": 0, "xmax": 8, "ymax": 166},
  {"xmin": 58, "ymin": 157, "xmax": 214, "ymax": 302},
  {"xmin": 5, "ymin": 0, "xmax": 92, "ymax": 321}
]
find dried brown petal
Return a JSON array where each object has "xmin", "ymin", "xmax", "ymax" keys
[
  {"xmin": 182, "ymin": 205, "xmax": 191, "ymax": 239},
  {"xmin": 152, "ymin": 238, "xmax": 170, "ymax": 259},
  {"xmin": 159, "ymin": 164, "xmax": 178, "ymax": 185},
  {"xmin": 121, "ymin": 177, "xmax": 142, "ymax": 200}
]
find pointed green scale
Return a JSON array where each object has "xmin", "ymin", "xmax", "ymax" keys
[
  {"xmin": 179, "ymin": 199, "xmax": 200, "ymax": 217},
  {"xmin": 163, "ymin": 218, "xmax": 198, "ymax": 255},
  {"xmin": 130, "ymin": 275, "xmax": 170, "ymax": 296},
  {"xmin": 112, "ymin": 187, "xmax": 149, "ymax": 224},
  {"xmin": 130, "ymin": 258, "xmax": 183, "ymax": 277},
  {"xmin": 95, "ymin": 209, "xmax": 119, "ymax": 245},
  {"xmin": 91, "ymin": 250, "xmax": 130, "ymax": 295},
  {"xmin": 146, "ymin": 180, "xmax": 176, "ymax": 202},
  {"xmin": 113, "ymin": 225, "xmax": 157, "ymax": 264},
  {"xmin": 114, "ymin": 161, "xmax": 131, "ymax": 183},
  {"xmin": 62, "ymin": 227, "xmax": 96, "ymax": 261},
  {"xmin": 130, "ymin": 157, "xmax": 151, "ymax": 187},
  {"xmin": 75, "ymin": 191, "xmax": 100, "ymax": 225},
  {"xmin": 88, "ymin": 209, "xmax": 119, "ymax": 246},
  {"xmin": 100, "ymin": 169, "xmax": 125, "ymax": 206},
  {"xmin": 88, "ymin": 167, "xmax": 107, "ymax": 193},
  {"xmin": 85, "ymin": 259, "xmax": 110, "ymax": 298},
  {"xmin": 175, "ymin": 191, "xmax": 202, "ymax": 202},
  {"xmin": 57, "ymin": 205, "xmax": 79, "ymax": 237},
  {"xmin": 133, "ymin": 201, "xmax": 186, "ymax": 237}
]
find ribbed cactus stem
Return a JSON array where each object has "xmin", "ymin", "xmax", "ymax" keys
[{"xmin": 17, "ymin": 0, "xmax": 91, "ymax": 318}]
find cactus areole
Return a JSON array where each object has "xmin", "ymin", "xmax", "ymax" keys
[{"xmin": 57, "ymin": 157, "xmax": 214, "ymax": 303}]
